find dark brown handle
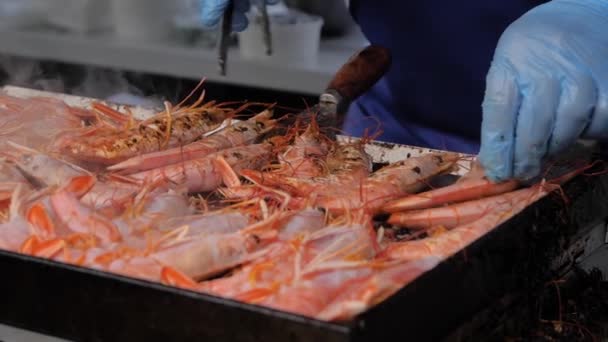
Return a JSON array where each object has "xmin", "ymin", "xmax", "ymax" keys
[
  {"xmin": 217, "ymin": 0, "xmax": 234, "ymax": 76},
  {"xmin": 326, "ymin": 45, "xmax": 392, "ymax": 101}
]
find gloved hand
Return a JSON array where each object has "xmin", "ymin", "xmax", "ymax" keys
[
  {"xmin": 200, "ymin": 0, "xmax": 279, "ymax": 32},
  {"xmin": 478, "ymin": 0, "xmax": 608, "ymax": 181}
]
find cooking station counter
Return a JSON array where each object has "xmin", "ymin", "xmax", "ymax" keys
[{"xmin": 0, "ymin": 27, "xmax": 368, "ymax": 96}]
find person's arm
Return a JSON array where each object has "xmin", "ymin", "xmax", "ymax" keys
[
  {"xmin": 200, "ymin": 0, "xmax": 279, "ymax": 32},
  {"xmin": 479, "ymin": 0, "xmax": 608, "ymax": 181}
]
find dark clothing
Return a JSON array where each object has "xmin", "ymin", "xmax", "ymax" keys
[{"xmin": 344, "ymin": 0, "xmax": 547, "ymax": 153}]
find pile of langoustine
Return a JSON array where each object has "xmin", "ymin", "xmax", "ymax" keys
[{"xmin": 0, "ymin": 85, "xmax": 582, "ymax": 322}]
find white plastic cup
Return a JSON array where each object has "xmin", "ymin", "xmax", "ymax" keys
[
  {"xmin": 110, "ymin": 0, "xmax": 175, "ymax": 42},
  {"xmin": 238, "ymin": 10, "xmax": 324, "ymax": 68}
]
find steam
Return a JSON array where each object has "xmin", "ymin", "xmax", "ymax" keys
[
  {"xmin": 0, "ymin": 55, "xmax": 61, "ymax": 91},
  {"xmin": 0, "ymin": 54, "xmax": 162, "ymax": 108}
]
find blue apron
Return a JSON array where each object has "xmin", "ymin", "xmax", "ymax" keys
[{"xmin": 344, "ymin": 0, "xmax": 548, "ymax": 154}]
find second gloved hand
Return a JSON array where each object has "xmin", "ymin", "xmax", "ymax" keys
[
  {"xmin": 478, "ymin": 0, "xmax": 608, "ymax": 182},
  {"xmin": 200, "ymin": 0, "xmax": 279, "ymax": 32}
]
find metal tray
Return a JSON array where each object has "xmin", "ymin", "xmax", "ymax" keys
[{"xmin": 1, "ymin": 86, "xmax": 607, "ymax": 342}]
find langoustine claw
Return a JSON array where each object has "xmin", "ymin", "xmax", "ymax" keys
[
  {"xmin": 387, "ymin": 187, "xmax": 537, "ymax": 229},
  {"xmin": 382, "ymin": 160, "xmax": 519, "ymax": 213},
  {"xmin": 381, "ymin": 182, "xmax": 559, "ymax": 262}
]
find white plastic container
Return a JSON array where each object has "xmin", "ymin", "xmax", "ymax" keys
[
  {"xmin": 238, "ymin": 8, "xmax": 324, "ymax": 68},
  {"xmin": 110, "ymin": 0, "xmax": 175, "ymax": 43}
]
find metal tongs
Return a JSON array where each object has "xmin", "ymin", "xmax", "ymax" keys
[{"xmin": 218, "ymin": 0, "xmax": 272, "ymax": 76}]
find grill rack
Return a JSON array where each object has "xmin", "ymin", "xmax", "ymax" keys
[{"xmin": 0, "ymin": 86, "xmax": 606, "ymax": 342}]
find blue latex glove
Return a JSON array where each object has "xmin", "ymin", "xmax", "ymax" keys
[
  {"xmin": 200, "ymin": 0, "xmax": 279, "ymax": 32},
  {"xmin": 478, "ymin": 0, "xmax": 608, "ymax": 181}
]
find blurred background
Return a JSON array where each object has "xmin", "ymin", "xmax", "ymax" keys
[{"xmin": 0, "ymin": 0, "xmax": 368, "ymax": 110}]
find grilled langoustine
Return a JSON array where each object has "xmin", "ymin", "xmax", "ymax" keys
[
  {"xmin": 58, "ymin": 102, "xmax": 236, "ymax": 165},
  {"xmin": 107, "ymin": 109, "xmax": 277, "ymax": 174}
]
